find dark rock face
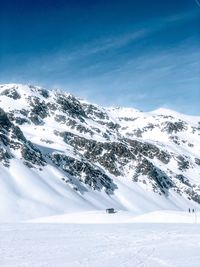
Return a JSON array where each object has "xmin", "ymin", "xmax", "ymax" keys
[
  {"xmin": 28, "ymin": 85, "xmax": 50, "ymax": 98},
  {"xmin": 28, "ymin": 96, "xmax": 49, "ymax": 125},
  {"xmin": 37, "ymin": 88, "xmax": 49, "ymax": 98},
  {"xmin": 175, "ymin": 174, "xmax": 191, "ymax": 187},
  {"xmin": 162, "ymin": 121, "xmax": 187, "ymax": 134},
  {"xmin": 1, "ymin": 88, "xmax": 21, "ymax": 100},
  {"xmin": 125, "ymin": 139, "xmax": 171, "ymax": 164},
  {"xmin": 0, "ymin": 107, "xmax": 46, "ymax": 168},
  {"xmin": 21, "ymin": 144, "xmax": 46, "ymax": 167},
  {"xmin": 185, "ymin": 188, "xmax": 200, "ymax": 204},
  {"xmin": 82, "ymin": 103, "xmax": 109, "ymax": 120},
  {"xmin": 56, "ymin": 93, "xmax": 86, "ymax": 119},
  {"xmin": 195, "ymin": 158, "xmax": 200, "ymax": 166},
  {"xmin": 57, "ymin": 133, "xmax": 135, "ymax": 176},
  {"xmin": 6, "ymin": 110, "xmax": 30, "ymax": 125},
  {"xmin": 176, "ymin": 155, "xmax": 190, "ymax": 171},
  {"xmin": 58, "ymin": 118, "xmax": 94, "ymax": 136},
  {"xmin": 133, "ymin": 158, "xmax": 174, "ymax": 194},
  {"xmin": 50, "ymin": 153, "xmax": 117, "ymax": 193},
  {"xmin": 0, "ymin": 147, "xmax": 12, "ymax": 167},
  {"xmin": 0, "ymin": 108, "xmax": 12, "ymax": 130},
  {"xmin": 55, "ymin": 130, "xmax": 174, "ymax": 189},
  {"xmin": 14, "ymin": 117, "xmax": 30, "ymax": 125}
]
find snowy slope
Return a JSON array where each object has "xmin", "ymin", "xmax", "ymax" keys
[{"xmin": 0, "ymin": 83, "xmax": 200, "ymax": 221}]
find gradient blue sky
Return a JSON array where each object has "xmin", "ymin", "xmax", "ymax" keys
[{"xmin": 0, "ymin": 0, "xmax": 200, "ymax": 114}]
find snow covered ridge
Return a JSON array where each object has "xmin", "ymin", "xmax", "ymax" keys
[{"xmin": 0, "ymin": 83, "xmax": 200, "ymax": 222}]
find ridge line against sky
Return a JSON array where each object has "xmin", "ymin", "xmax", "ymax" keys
[{"xmin": 0, "ymin": 0, "xmax": 199, "ymax": 114}]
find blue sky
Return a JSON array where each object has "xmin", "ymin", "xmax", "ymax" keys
[{"xmin": 0, "ymin": 0, "xmax": 199, "ymax": 114}]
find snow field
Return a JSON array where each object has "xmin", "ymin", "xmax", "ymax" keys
[{"xmin": 1, "ymin": 223, "xmax": 200, "ymax": 267}]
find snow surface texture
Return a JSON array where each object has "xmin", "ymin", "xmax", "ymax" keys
[
  {"xmin": 0, "ymin": 84, "xmax": 200, "ymax": 222},
  {"xmin": 1, "ymin": 223, "xmax": 200, "ymax": 267}
]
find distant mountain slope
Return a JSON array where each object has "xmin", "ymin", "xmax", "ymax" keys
[{"xmin": 0, "ymin": 84, "xmax": 199, "ymax": 221}]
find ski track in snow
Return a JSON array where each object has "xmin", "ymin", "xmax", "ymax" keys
[{"xmin": 0, "ymin": 223, "xmax": 200, "ymax": 267}]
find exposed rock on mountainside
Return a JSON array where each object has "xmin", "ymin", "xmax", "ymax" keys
[{"xmin": 0, "ymin": 84, "xmax": 200, "ymax": 221}]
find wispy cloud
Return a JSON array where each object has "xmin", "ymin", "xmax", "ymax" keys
[
  {"xmin": 78, "ymin": 30, "xmax": 148, "ymax": 55},
  {"xmin": 0, "ymin": 8, "xmax": 199, "ymax": 114},
  {"xmin": 165, "ymin": 8, "xmax": 199, "ymax": 22},
  {"xmin": 3, "ymin": 8, "xmax": 197, "ymax": 76}
]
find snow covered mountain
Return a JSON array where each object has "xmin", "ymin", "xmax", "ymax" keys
[{"xmin": 0, "ymin": 84, "xmax": 200, "ymax": 222}]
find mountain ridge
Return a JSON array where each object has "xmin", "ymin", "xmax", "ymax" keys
[{"xmin": 0, "ymin": 83, "xmax": 199, "ymax": 222}]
